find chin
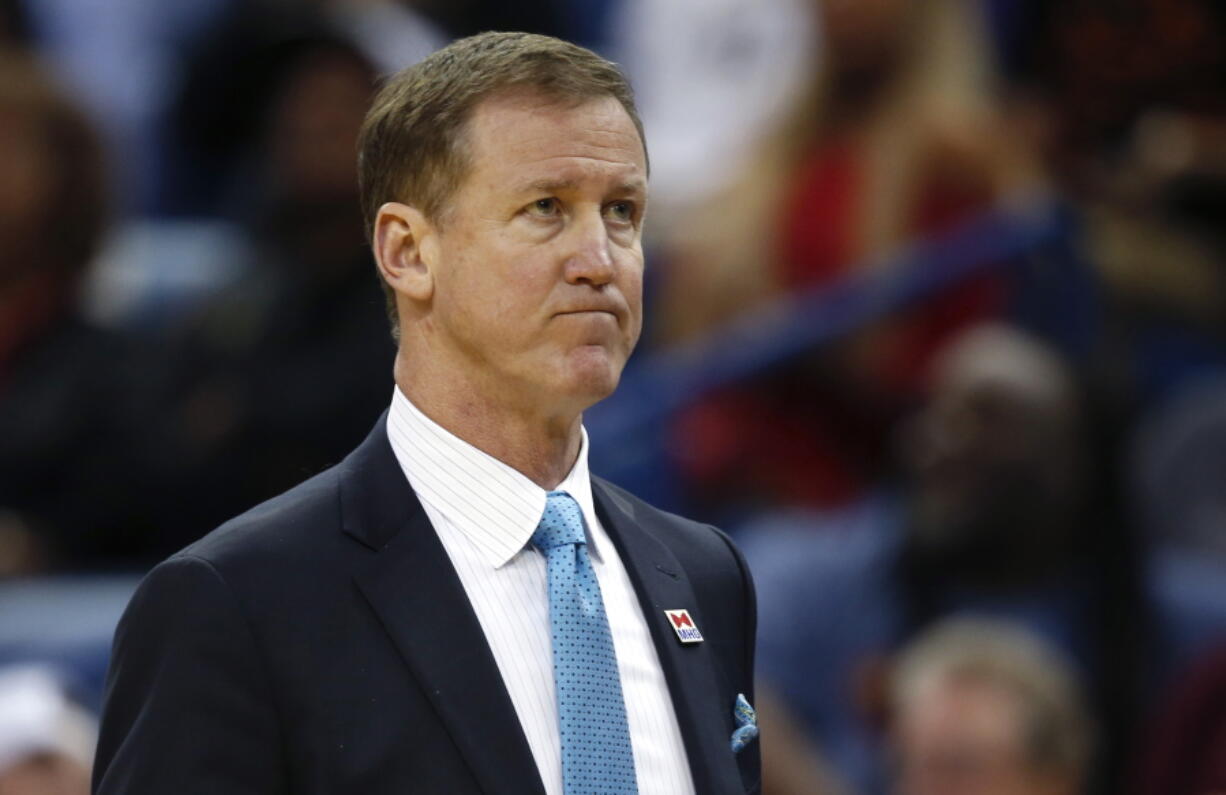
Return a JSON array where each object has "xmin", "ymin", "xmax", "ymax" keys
[{"xmin": 559, "ymin": 347, "xmax": 625, "ymax": 406}]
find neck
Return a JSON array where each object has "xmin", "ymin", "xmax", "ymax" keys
[{"xmin": 393, "ymin": 350, "xmax": 584, "ymax": 490}]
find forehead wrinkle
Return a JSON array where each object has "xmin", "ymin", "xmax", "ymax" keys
[
  {"xmin": 463, "ymin": 97, "xmax": 648, "ymax": 201},
  {"xmin": 503, "ymin": 156, "xmax": 645, "ymax": 194},
  {"xmin": 495, "ymin": 137, "xmax": 644, "ymax": 169}
]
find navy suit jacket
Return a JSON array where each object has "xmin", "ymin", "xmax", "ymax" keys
[{"xmin": 93, "ymin": 414, "xmax": 760, "ymax": 794}]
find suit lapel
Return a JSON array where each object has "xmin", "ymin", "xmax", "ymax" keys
[
  {"xmin": 342, "ymin": 417, "xmax": 546, "ymax": 795},
  {"xmin": 593, "ymin": 480, "xmax": 744, "ymax": 795}
]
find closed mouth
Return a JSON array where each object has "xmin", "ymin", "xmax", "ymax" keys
[{"xmin": 555, "ymin": 309, "xmax": 619, "ymax": 318}]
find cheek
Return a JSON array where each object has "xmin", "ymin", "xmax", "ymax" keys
[
  {"xmin": 447, "ymin": 261, "xmax": 551, "ymax": 345},
  {"xmin": 624, "ymin": 264, "xmax": 644, "ymax": 303},
  {"xmin": 622, "ymin": 266, "xmax": 645, "ymax": 340}
]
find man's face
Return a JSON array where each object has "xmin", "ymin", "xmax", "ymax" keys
[
  {"xmin": 423, "ymin": 92, "xmax": 647, "ymax": 418},
  {"xmin": 894, "ymin": 677, "xmax": 1072, "ymax": 795}
]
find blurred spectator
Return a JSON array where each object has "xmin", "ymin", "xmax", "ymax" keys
[
  {"xmin": 0, "ymin": 665, "xmax": 95, "ymax": 795},
  {"xmin": 139, "ymin": 26, "xmax": 395, "ymax": 551},
  {"xmin": 0, "ymin": 47, "xmax": 154, "ymax": 571},
  {"xmin": 1063, "ymin": 105, "xmax": 1226, "ymax": 414},
  {"xmin": 611, "ymin": 0, "xmax": 818, "ymax": 236},
  {"xmin": 163, "ymin": 8, "xmax": 372, "ymax": 216},
  {"xmin": 658, "ymin": 0, "xmax": 1046, "ymax": 517},
  {"xmin": 83, "ymin": 1, "xmax": 440, "ymax": 330},
  {"xmin": 899, "ymin": 322, "xmax": 1087, "ymax": 592},
  {"xmin": 740, "ymin": 323, "xmax": 1145, "ymax": 794},
  {"xmin": 773, "ymin": 0, "xmax": 1030, "ymax": 388},
  {"xmin": 655, "ymin": 0, "xmax": 1038, "ymax": 343},
  {"xmin": 1016, "ymin": 0, "xmax": 1225, "ymax": 184},
  {"xmin": 894, "ymin": 324, "xmax": 1146, "ymax": 794},
  {"xmin": 890, "ymin": 618, "xmax": 1093, "ymax": 795},
  {"xmin": 21, "ymin": 0, "xmax": 234, "ymax": 212},
  {"xmin": 1004, "ymin": 1, "xmax": 1226, "ymax": 413}
]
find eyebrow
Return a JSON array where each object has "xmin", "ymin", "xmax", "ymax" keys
[{"xmin": 518, "ymin": 177, "xmax": 647, "ymax": 197}]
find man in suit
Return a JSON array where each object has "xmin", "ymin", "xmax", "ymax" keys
[{"xmin": 93, "ymin": 31, "xmax": 759, "ymax": 794}]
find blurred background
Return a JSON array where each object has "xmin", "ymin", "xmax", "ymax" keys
[{"xmin": 0, "ymin": 0, "xmax": 1224, "ymax": 793}]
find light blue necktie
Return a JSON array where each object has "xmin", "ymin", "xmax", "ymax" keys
[{"xmin": 531, "ymin": 491, "xmax": 638, "ymax": 794}]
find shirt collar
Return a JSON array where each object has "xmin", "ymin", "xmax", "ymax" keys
[{"xmin": 386, "ymin": 386, "xmax": 602, "ymax": 569}]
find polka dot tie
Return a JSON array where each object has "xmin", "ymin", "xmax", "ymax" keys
[{"xmin": 531, "ymin": 491, "xmax": 639, "ymax": 794}]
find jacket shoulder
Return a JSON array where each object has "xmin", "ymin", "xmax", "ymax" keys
[
  {"xmin": 175, "ymin": 463, "xmax": 346, "ymax": 575},
  {"xmin": 592, "ymin": 475, "xmax": 745, "ymax": 566}
]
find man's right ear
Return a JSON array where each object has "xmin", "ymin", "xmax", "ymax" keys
[{"xmin": 374, "ymin": 201, "xmax": 438, "ymax": 303}]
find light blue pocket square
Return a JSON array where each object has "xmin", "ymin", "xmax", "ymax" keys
[{"xmin": 730, "ymin": 693, "xmax": 759, "ymax": 753}]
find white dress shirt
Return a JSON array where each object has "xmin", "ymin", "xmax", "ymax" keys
[{"xmin": 386, "ymin": 387, "xmax": 696, "ymax": 795}]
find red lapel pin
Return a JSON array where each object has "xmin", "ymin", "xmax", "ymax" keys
[{"xmin": 664, "ymin": 609, "xmax": 704, "ymax": 644}]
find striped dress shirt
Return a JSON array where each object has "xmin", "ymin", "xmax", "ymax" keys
[{"xmin": 385, "ymin": 387, "xmax": 696, "ymax": 795}]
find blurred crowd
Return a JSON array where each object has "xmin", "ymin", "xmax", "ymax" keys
[{"xmin": 1, "ymin": 0, "xmax": 1224, "ymax": 793}]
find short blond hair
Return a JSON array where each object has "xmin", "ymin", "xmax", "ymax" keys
[{"xmin": 892, "ymin": 618, "xmax": 1094, "ymax": 779}]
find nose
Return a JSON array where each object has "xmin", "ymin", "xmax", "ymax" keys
[{"xmin": 562, "ymin": 209, "xmax": 615, "ymax": 287}]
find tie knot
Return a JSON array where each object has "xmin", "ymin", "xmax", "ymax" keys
[{"xmin": 530, "ymin": 491, "xmax": 586, "ymax": 552}]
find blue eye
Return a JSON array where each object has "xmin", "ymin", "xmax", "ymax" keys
[
  {"xmin": 528, "ymin": 198, "xmax": 559, "ymax": 217},
  {"xmin": 605, "ymin": 201, "xmax": 634, "ymax": 223}
]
